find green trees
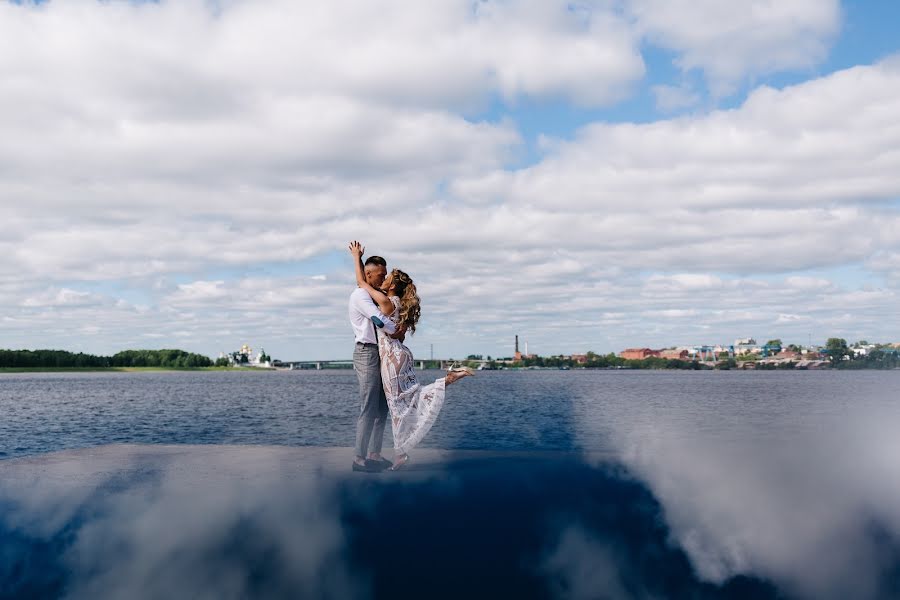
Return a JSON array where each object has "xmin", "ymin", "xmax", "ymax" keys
[
  {"xmin": 110, "ymin": 349, "xmax": 213, "ymax": 368},
  {"xmin": 762, "ymin": 339, "xmax": 783, "ymax": 356},
  {"xmin": 0, "ymin": 349, "xmax": 213, "ymax": 368},
  {"xmin": 824, "ymin": 338, "xmax": 850, "ymax": 364},
  {"xmin": 832, "ymin": 347, "xmax": 899, "ymax": 369},
  {"xmin": 0, "ymin": 349, "xmax": 109, "ymax": 368}
]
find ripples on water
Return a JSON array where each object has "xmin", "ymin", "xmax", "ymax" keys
[
  {"xmin": 3, "ymin": 370, "xmax": 900, "ymax": 599},
  {"xmin": 2, "ymin": 369, "xmax": 898, "ymax": 459}
]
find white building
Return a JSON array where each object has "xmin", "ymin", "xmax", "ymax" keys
[
  {"xmin": 734, "ymin": 338, "xmax": 759, "ymax": 355},
  {"xmin": 851, "ymin": 344, "xmax": 877, "ymax": 357},
  {"xmin": 228, "ymin": 344, "xmax": 272, "ymax": 367}
]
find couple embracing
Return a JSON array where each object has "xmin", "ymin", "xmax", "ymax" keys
[{"xmin": 347, "ymin": 241, "xmax": 473, "ymax": 472}]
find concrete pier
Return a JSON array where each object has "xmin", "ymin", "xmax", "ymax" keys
[{"xmin": 0, "ymin": 443, "xmax": 614, "ymax": 486}]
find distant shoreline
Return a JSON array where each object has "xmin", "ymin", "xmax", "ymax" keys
[
  {"xmin": 0, "ymin": 367, "xmax": 241, "ymax": 374},
  {"xmin": 3, "ymin": 365, "xmax": 899, "ymax": 374}
]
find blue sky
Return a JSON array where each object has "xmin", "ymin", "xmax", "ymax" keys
[
  {"xmin": 2, "ymin": 0, "xmax": 900, "ymax": 360},
  {"xmin": 483, "ymin": 3, "xmax": 900, "ymax": 135}
]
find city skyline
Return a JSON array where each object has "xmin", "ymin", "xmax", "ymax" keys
[{"xmin": 3, "ymin": 1, "xmax": 900, "ymax": 360}]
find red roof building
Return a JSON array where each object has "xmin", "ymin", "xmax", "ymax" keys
[{"xmin": 619, "ymin": 348, "xmax": 661, "ymax": 360}]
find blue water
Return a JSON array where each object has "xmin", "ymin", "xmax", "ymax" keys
[
  {"xmin": 2, "ymin": 369, "xmax": 898, "ymax": 459},
  {"xmin": 3, "ymin": 369, "xmax": 900, "ymax": 599}
]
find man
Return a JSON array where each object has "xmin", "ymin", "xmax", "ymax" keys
[{"xmin": 348, "ymin": 253, "xmax": 404, "ymax": 472}]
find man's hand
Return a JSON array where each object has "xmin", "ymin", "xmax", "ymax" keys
[
  {"xmin": 348, "ymin": 240, "xmax": 365, "ymax": 259},
  {"xmin": 388, "ymin": 322, "xmax": 408, "ymax": 342}
]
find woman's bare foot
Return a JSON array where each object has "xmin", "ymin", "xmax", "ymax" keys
[
  {"xmin": 389, "ymin": 453, "xmax": 410, "ymax": 471},
  {"xmin": 445, "ymin": 366, "xmax": 474, "ymax": 385}
]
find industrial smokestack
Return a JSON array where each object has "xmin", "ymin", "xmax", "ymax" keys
[{"xmin": 515, "ymin": 335, "xmax": 519, "ymax": 353}]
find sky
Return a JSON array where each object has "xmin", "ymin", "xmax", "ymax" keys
[{"xmin": 2, "ymin": 0, "xmax": 900, "ymax": 361}]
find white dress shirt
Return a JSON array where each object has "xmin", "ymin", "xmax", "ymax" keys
[{"xmin": 348, "ymin": 287, "xmax": 397, "ymax": 344}]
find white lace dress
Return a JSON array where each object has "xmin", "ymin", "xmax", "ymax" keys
[{"xmin": 379, "ymin": 296, "xmax": 446, "ymax": 455}]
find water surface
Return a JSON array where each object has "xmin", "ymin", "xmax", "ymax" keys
[
  {"xmin": 2, "ymin": 369, "xmax": 897, "ymax": 459},
  {"xmin": 3, "ymin": 369, "xmax": 900, "ymax": 599}
]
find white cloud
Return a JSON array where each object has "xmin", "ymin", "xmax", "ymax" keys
[
  {"xmin": 627, "ymin": 0, "xmax": 842, "ymax": 96},
  {"xmin": 21, "ymin": 288, "xmax": 105, "ymax": 308},
  {"xmin": 651, "ymin": 83, "xmax": 700, "ymax": 112},
  {"xmin": 867, "ymin": 251, "xmax": 900, "ymax": 283},
  {"xmin": 0, "ymin": 0, "xmax": 642, "ymax": 118},
  {"xmin": 471, "ymin": 57, "xmax": 900, "ymax": 213},
  {"xmin": 171, "ymin": 281, "xmax": 229, "ymax": 303},
  {"xmin": 775, "ymin": 313, "xmax": 807, "ymax": 324},
  {"xmin": 473, "ymin": 0, "xmax": 644, "ymax": 106},
  {"xmin": 785, "ymin": 277, "xmax": 834, "ymax": 291},
  {"xmin": 1, "ymin": 2, "xmax": 898, "ymax": 358}
]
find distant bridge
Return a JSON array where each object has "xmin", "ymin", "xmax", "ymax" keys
[{"xmin": 280, "ymin": 359, "xmax": 488, "ymax": 370}]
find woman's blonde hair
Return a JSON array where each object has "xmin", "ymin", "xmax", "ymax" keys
[{"xmin": 390, "ymin": 269, "xmax": 421, "ymax": 334}]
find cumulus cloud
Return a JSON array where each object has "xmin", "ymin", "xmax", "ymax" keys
[
  {"xmin": 465, "ymin": 58, "xmax": 900, "ymax": 213},
  {"xmin": 868, "ymin": 251, "xmax": 900, "ymax": 284},
  {"xmin": 20, "ymin": 288, "xmax": 103, "ymax": 308},
  {"xmin": 627, "ymin": 0, "xmax": 842, "ymax": 96},
  {"xmin": 1, "ymin": 1, "xmax": 899, "ymax": 358},
  {"xmin": 651, "ymin": 83, "xmax": 700, "ymax": 112}
]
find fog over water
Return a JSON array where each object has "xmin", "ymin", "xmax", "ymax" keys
[{"xmin": 2, "ymin": 370, "xmax": 900, "ymax": 599}]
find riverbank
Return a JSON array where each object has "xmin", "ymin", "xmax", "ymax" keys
[{"xmin": 0, "ymin": 366, "xmax": 240, "ymax": 373}]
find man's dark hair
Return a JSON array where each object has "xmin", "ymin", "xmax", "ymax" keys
[{"xmin": 364, "ymin": 255, "xmax": 387, "ymax": 267}]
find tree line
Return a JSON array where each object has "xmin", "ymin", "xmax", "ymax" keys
[
  {"xmin": 823, "ymin": 338, "xmax": 900, "ymax": 369},
  {"xmin": 0, "ymin": 349, "xmax": 213, "ymax": 368}
]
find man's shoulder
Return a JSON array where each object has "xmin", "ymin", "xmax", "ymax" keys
[{"xmin": 349, "ymin": 288, "xmax": 371, "ymax": 307}]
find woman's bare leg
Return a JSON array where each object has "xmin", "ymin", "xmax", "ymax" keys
[
  {"xmin": 390, "ymin": 452, "xmax": 410, "ymax": 470},
  {"xmin": 445, "ymin": 369, "xmax": 473, "ymax": 385}
]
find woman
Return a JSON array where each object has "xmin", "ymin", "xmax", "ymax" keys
[{"xmin": 349, "ymin": 241, "xmax": 473, "ymax": 470}]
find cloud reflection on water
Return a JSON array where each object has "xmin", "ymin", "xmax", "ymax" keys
[
  {"xmin": 1, "ymin": 449, "xmax": 361, "ymax": 599},
  {"xmin": 578, "ymin": 379, "xmax": 900, "ymax": 600},
  {"xmin": 1, "ymin": 448, "xmax": 778, "ymax": 600}
]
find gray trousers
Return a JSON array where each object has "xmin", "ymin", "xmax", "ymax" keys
[{"xmin": 353, "ymin": 342, "xmax": 388, "ymax": 458}]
